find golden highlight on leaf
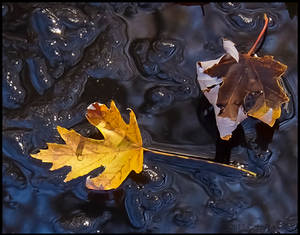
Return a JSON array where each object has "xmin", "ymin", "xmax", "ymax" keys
[{"xmin": 31, "ymin": 101, "xmax": 143, "ymax": 190}]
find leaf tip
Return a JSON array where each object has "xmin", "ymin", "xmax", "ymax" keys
[
  {"xmin": 221, "ymin": 134, "xmax": 232, "ymax": 141},
  {"xmin": 222, "ymin": 38, "xmax": 239, "ymax": 63},
  {"xmin": 87, "ymin": 102, "xmax": 106, "ymax": 111},
  {"xmin": 87, "ymin": 103, "xmax": 97, "ymax": 110},
  {"xmin": 110, "ymin": 100, "xmax": 116, "ymax": 108},
  {"xmin": 63, "ymin": 173, "xmax": 73, "ymax": 182},
  {"xmin": 56, "ymin": 125, "xmax": 65, "ymax": 133},
  {"xmin": 86, "ymin": 176, "xmax": 106, "ymax": 190},
  {"xmin": 86, "ymin": 102, "xmax": 107, "ymax": 127}
]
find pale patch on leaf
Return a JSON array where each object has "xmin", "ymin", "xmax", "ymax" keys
[
  {"xmin": 199, "ymin": 55, "xmax": 226, "ymax": 70},
  {"xmin": 216, "ymin": 106, "xmax": 247, "ymax": 140},
  {"xmin": 223, "ymin": 38, "xmax": 239, "ymax": 63},
  {"xmin": 196, "ymin": 61, "xmax": 223, "ymax": 91},
  {"xmin": 201, "ymin": 81, "xmax": 247, "ymax": 140}
]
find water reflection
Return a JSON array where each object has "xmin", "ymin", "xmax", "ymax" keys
[{"xmin": 2, "ymin": 2, "xmax": 297, "ymax": 233}]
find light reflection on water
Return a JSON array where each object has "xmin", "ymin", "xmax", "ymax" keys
[{"xmin": 2, "ymin": 2, "xmax": 297, "ymax": 233}]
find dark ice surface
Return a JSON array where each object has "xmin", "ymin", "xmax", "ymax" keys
[{"xmin": 3, "ymin": 2, "xmax": 297, "ymax": 233}]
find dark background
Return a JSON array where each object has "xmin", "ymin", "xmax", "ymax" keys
[{"xmin": 3, "ymin": 2, "xmax": 298, "ymax": 233}]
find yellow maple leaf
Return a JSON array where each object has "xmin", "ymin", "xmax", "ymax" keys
[
  {"xmin": 31, "ymin": 100, "xmax": 257, "ymax": 191},
  {"xmin": 31, "ymin": 100, "xmax": 143, "ymax": 190}
]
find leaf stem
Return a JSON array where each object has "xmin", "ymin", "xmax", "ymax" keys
[
  {"xmin": 142, "ymin": 147, "xmax": 256, "ymax": 177},
  {"xmin": 143, "ymin": 147, "xmax": 199, "ymax": 159},
  {"xmin": 247, "ymin": 13, "xmax": 269, "ymax": 56}
]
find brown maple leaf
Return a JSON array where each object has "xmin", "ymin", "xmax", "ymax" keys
[{"xmin": 197, "ymin": 14, "xmax": 289, "ymax": 140}]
